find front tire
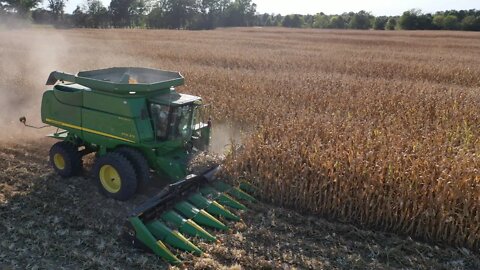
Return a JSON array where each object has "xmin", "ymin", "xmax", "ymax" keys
[
  {"xmin": 49, "ymin": 141, "xmax": 83, "ymax": 177},
  {"xmin": 93, "ymin": 152, "xmax": 138, "ymax": 201}
]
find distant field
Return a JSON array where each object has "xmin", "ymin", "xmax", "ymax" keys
[{"xmin": 1, "ymin": 27, "xmax": 480, "ymax": 269}]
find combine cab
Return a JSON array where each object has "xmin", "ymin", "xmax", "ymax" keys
[{"xmin": 22, "ymin": 67, "xmax": 256, "ymax": 264}]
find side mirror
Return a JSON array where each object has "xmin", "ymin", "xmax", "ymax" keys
[
  {"xmin": 18, "ymin": 116, "xmax": 49, "ymax": 129},
  {"xmin": 19, "ymin": 116, "xmax": 27, "ymax": 125}
]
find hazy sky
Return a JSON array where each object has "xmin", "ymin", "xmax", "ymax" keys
[{"xmin": 63, "ymin": 0, "xmax": 480, "ymax": 15}]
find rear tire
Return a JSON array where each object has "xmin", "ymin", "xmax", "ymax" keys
[
  {"xmin": 115, "ymin": 147, "xmax": 150, "ymax": 190},
  {"xmin": 93, "ymin": 152, "xmax": 138, "ymax": 201},
  {"xmin": 49, "ymin": 141, "xmax": 83, "ymax": 177}
]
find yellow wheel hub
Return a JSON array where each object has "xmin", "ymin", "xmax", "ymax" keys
[
  {"xmin": 99, "ymin": 165, "xmax": 122, "ymax": 193},
  {"xmin": 53, "ymin": 153, "xmax": 65, "ymax": 170}
]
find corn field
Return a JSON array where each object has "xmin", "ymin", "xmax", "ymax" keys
[
  {"xmin": 1, "ymin": 27, "xmax": 480, "ymax": 254},
  {"xmin": 213, "ymin": 29, "xmax": 480, "ymax": 249}
]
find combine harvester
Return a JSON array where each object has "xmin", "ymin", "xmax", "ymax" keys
[{"xmin": 20, "ymin": 67, "xmax": 256, "ymax": 264}]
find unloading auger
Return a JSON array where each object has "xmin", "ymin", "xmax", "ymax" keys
[{"xmin": 20, "ymin": 67, "xmax": 257, "ymax": 264}]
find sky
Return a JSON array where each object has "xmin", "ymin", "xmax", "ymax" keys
[{"xmin": 63, "ymin": 0, "xmax": 480, "ymax": 15}]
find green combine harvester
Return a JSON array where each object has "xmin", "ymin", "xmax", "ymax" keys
[{"xmin": 20, "ymin": 67, "xmax": 256, "ymax": 264}]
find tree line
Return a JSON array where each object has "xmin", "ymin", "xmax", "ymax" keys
[
  {"xmin": 1, "ymin": 0, "xmax": 480, "ymax": 31},
  {"xmin": 1, "ymin": 0, "xmax": 257, "ymax": 29},
  {"xmin": 278, "ymin": 9, "xmax": 480, "ymax": 31}
]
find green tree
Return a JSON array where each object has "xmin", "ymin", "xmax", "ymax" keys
[
  {"xmin": 342, "ymin": 12, "xmax": 354, "ymax": 26},
  {"xmin": 282, "ymin": 14, "xmax": 302, "ymax": 28},
  {"xmin": 385, "ymin": 17, "xmax": 397, "ymax": 30},
  {"xmin": 146, "ymin": 0, "xmax": 168, "ymax": 28},
  {"xmin": 109, "ymin": 0, "xmax": 136, "ymax": 27},
  {"xmin": 48, "ymin": 0, "xmax": 67, "ymax": 21},
  {"xmin": 161, "ymin": 0, "xmax": 197, "ymax": 29},
  {"xmin": 147, "ymin": 2, "xmax": 165, "ymax": 28},
  {"xmin": 416, "ymin": 13, "xmax": 433, "ymax": 29},
  {"xmin": 348, "ymin": 10, "xmax": 371, "ymax": 29},
  {"xmin": 330, "ymin": 15, "xmax": 345, "ymax": 29},
  {"xmin": 255, "ymin": 12, "xmax": 269, "ymax": 26},
  {"xmin": 72, "ymin": 5, "xmax": 88, "ymax": 27},
  {"xmin": 432, "ymin": 14, "xmax": 445, "ymax": 29},
  {"xmin": 32, "ymin": 8, "xmax": 53, "ymax": 23},
  {"xmin": 3, "ymin": 0, "xmax": 42, "ymax": 17},
  {"xmin": 281, "ymin": 15, "xmax": 291, "ymax": 27},
  {"xmin": 303, "ymin": 14, "xmax": 314, "ymax": 27},
  {"xmin": 399, "ymin": 9, "xmax": 421, "ymax": 29},
  {"xmin": 193, "ymin": 0, "xmax": 222, "ymax": 29},
  {"xmin": 86, "ymin": 0, "xmax": 108, "ymax": 27},
  {"xmin": 271, "ymin": 14, "xmax": 282, "ymax": 26},
  {"xmin": 223, "ymin": 0, "xmax": 256, "ymax": 26},
  {"xmin": 265, "ymin": 15, "xmax": 276, "ymax": 26},
  {"xmin": 443, "ymin": 14, "xmax": 459, "ymax": 30},
  {"xmin": 461, "ymin": 15, "xmax": 480, "ymax": 31},
  {"xmin": 373, "ymin": 16, "xmax": 388, "ymax": 30},
  {"xmin": 312, "ymin": 13, "xmax": 329, "ymax": 28},
  {"xmin": 129, "ymin": 0, "xmax": 148, "ymax": 27}
]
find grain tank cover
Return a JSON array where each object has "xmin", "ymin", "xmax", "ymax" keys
[{"xmin": 47, "ymin": 67, "xmax": 184, "ymax": 95}]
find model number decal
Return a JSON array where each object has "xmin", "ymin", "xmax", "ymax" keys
[{"xmin": 121, "ymin": 132, "xmax": 136, "ymax": 139}]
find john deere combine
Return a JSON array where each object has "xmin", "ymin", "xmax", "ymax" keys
[{"xmin": 21, "ymin": 67, "xmax": 255, "ymax": 264}]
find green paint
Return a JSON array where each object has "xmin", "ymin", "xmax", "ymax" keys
[
  {"xmin": 200, "ymin": 186, "xmax": 247, "ymax": 210},
  {"xmin": 41, "ymin": 67, "xmax": 211, "ymax": 181},
  {"xmin": 128, "ymin": 217, "xmax": 181, "ymax": 265},
  {"xmin": 161, "ymin": 210, "xmax": 216, "ymax": 242},
  {"xmin": 239, "ymin": 181, "xmax": 256, "ymax": 193},
  {"xmin": 174, "ymin": 201, "xmax": 228, "ymax": 230},
  {"xmin": 40, "ymin": 68, "xmax": 260, "ymax": 265},
  {"xmin": 213, "ymin": 182, "xmax": 257, "ymax": 202},
  {"xmin": 188, "ymin": 193, "xmax": 240, "ymax": 221},
  {"xmin": 146, "ymin": 220, "xmax": 202, "ymax": 255}
]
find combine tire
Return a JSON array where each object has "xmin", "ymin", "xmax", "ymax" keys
[
  {"xmin": 93, "ymin": 152, "xmax": 138, "ymax": 201},
  {"xmin": 49, "ymin": 141, "xmax": 83, "ymax": 177},
  {"xmin": 115, "ymin": 147, "xmax": 150, "ymax": 190}
]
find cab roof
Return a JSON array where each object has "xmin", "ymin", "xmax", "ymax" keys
[{"xmin": 149, "ymin": 91, "xmax": 201, "ymax": 106}]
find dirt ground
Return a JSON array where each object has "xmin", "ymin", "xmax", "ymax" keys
[{"xmin": 1, "ymin": 139, "xmax": 479, "ymax": 270}]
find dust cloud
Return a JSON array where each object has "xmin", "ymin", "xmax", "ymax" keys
[
  {"xmin": 0, "ymin": 27, "xmax": 71, "ymax": 141},
  {"xmin": 209, "ymin": 122, "xmax": 246, "ymax": 157},
  {"xmin": 0, "ymin": 26, "xmax": 245, "ymax": 147}
]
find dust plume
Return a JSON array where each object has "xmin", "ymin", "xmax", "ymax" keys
[
  {"xmin": 0, "ymin": 27, "xmax": 169, "ymax": 143},
  {"xmin": 0, "ymin": 28, "xmax": 70, "ymax": 142},
  {"xmin": 0, "ymin": 14, "xmax": 32, "ymax": 30},
  {"xmin": 209, "ymin": 122, "xmax": 246, "ymax": 157}
]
